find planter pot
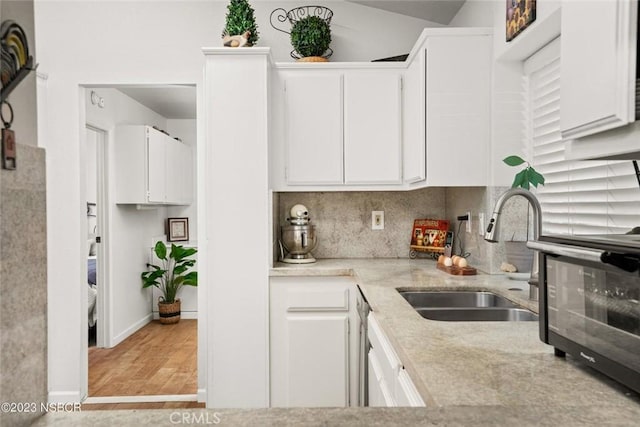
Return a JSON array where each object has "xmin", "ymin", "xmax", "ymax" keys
[
  {"xmin": 296, "ymin": 56, "xmax": 328, "ymax": 63},
  {"xmin": 504, "ymin": 241, "xmax": 534, "ymax": 273},
  {"xmin": 158, "ymin": 299, "xmax": 181, "ymax": 324}
]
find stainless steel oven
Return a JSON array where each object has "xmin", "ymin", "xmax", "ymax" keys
[{"xmin": 529, "ymin": 235, "xmax": 640, "ymax": 393}]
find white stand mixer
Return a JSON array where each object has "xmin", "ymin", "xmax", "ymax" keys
[{"xmin": 279, "ymin": 204, "xmax": 317, "ymax": 264}]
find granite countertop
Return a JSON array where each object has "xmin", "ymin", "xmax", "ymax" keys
[
  {"xmin": 34, "ymin": 259, "xmax": 640, "ymax": 426},
  {"xmin": 271, "ymin": 258, "xmax": 640, "ymax": 422}
]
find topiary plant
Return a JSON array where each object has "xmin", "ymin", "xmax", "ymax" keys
[
  {"xmin": 290, "ymin": 15, "xmax": 331, "ymax": 58},
  {"xmin": 222, "ymin": 0, "xmax": 259, "ymax": 46}
]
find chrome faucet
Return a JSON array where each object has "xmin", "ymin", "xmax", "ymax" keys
[{"xmin": 484, "ymin": 188, "xmax": 542, "ymax": 300}]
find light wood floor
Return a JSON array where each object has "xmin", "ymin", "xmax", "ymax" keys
[{"xmin": 89, "ymin": 319, "xmax": 199, "ymax": 398}]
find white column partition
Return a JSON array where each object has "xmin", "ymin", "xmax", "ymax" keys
[{"xmin": 202, "ymin": 47, "xmax": 272, "ymax": 407}]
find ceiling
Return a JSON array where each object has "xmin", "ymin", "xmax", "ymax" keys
[
  {"xmin": 115, "ymin": 1, "xmax": 466, "ymax": 118},
  {"xmin": 116, "ymin": 85, "xmax": 196, "ymax": 120},
  {"xmin": 347, "ymin": 0, "xmax": 467, "ymax": 25}
]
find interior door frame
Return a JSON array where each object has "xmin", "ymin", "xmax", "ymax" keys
[
  {"xmin": 79, "ymin": 84, "xmax": 205, "ymax": 403},
  {"xmin": 85, "ymin": 124, "xmax": 111, "ymax": 350}
]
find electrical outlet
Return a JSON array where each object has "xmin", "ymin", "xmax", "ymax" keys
[
  {"xmin": 478, "ymin": 213, "xmax": 485, "ymax": 236},
  {"xmin": 466, "ymin": 211, "xmax": 472, "ymax": 233},
  {"xmin": 372, "ymin": 211, "xmax": 384, "ymax": 230}
]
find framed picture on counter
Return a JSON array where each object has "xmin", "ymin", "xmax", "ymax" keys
[
  {"xmin": 167, "ymin": 217, "xmax": 189, "ymax": 242},
  {"xmin": 409, "ymin": 219, "xmax": 449, "ymax": 257}
]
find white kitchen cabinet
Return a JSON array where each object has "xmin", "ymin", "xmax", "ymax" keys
[
  {"xmin": 285, "ymin": 74, "xmax": 343, "ymax": 185},
  {"xmin": 419, "ymin": 33, "xmax": 492, "ymax": 187},
  {"xmin": 115, "ymin": 125, "xmax": 193, "ymax": 205},
  {"xmin": 270, "ymin": 276, "xmax": 360, "ymax": 407},
  {"xmin": 368, "ymin": 350, "xmax": 394, "ymax": 407},
  {"xmin": 368, "ymin": 313, "xmax": 425, "ymax": 407},
  {"xmin": 272, "ymin": 28, "xmax": 491, "ymax": 190},
  {"xmin": 147, "ymin": 127, "xmax": 167, "ymax": 203},
  {"xmin": 168, "ymin": 140, "xmax": 193, "ymax": 205},
  {"xmin": 282, "ymin": 69, "xmax": 402, "ymax": 187},
  {"xmin": 344, "ymin": 72, "xmax": 402, "ymax": 184},
  {"xmin": 560, "ymin": 0, "xmax": 638, "ymax": 139},
  {"xmin": 395, "ymin": 368, "xmax": 425, "ymax": 406},
  {"xmin": 402, "ymin": 50, "xmax": 426, "ymax": 184}
]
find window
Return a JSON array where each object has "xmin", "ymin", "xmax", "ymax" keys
[{"xmin": 525, "ymin": 38, "xmax": 640, "ymax": 235}]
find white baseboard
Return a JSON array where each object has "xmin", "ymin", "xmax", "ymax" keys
[
  {"xmin": 111, "ymin": 313, "xmax": 153, "ymax": 347},
  {"xmin": 48, "ymin": 390, "xmax": 83, "ymax": 404},
  {"xmin": 84, "ymin": 394, "xmax": 197, "ymax": 404},
  {"xmin": 197, "ymin": 388, "xmax": 207, "ymax": 403}
]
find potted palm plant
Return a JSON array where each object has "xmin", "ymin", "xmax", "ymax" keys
[
  {"xmin": 502, "ymin": 155, "xmax": 545, "ymax": 273},
  {"xmin": 141, "ymin": 241, "xmax": 197, "ymax": 324}
]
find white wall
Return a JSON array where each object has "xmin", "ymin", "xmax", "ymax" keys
[
  {"xmin": 35, "ymin": 0, "xmax": 211, "ymax": 402},
  {"xmin": 252, "ymin": 1, "xmax": 441, "ymax": 61},
  {"xmin": 35, "ymin": 0, "xmax": 438, "ymax": 404},
  {"xmin": 449, "ymin": 0, "xmax": 561, "ymax": 186},
  {"xmin": 449, "ymin": 0, "xmax": 494, "ymax": 27}
]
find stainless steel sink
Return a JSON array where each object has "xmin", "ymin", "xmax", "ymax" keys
[
  {"xmin": 415, "ymin": 307, "xmax": 538, "ymax": 322},
  {"xmin": 399, "ymin": 291, "xmax": 519, "ymax": 308},
  {"xmin": 398, "ymin": 290, "xmax": 537, "ymax": 322}
]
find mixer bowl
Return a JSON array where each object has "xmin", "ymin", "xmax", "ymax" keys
[{"xmin": 281, "ymin": 224, "xmax": 317, "ymax": 259}]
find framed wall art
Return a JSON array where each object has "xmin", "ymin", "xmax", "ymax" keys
[
  {"xmin": 506, "ymin": 0, "xmax": 536, "ymax": 42},
  {"xmin": 167, "ymin": 217, "xmax": 189, "ymax": 242}
]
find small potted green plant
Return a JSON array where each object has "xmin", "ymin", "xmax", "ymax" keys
[
  {"xmin": 141, "ymin": 241, "xmax": 197, "ymax": 324},
  {"xmin": 290, "ymin": 15, "xmax": 332, "ymax": 62},
  {"xmin": 222, "ymin": 0, "xmax": 259, "ymax": 46},
  {"xmin": 501, "ymin": 155, "xmax": 545, "ymax": 273}
]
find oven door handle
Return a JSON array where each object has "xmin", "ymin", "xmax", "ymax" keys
[
  {"xmin": 526, "ymin": 241, "xmax": 604, "ymax": 263},
  {"xmin": 527, "ymin": 241, "xmax": 640, "ymax": 273}
]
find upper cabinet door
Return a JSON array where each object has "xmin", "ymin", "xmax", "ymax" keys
[
  {"xmin": 165, "ymin": 137, "xmax": 193, "ymax": 205},
  {"xmin": 560, "ymin": 0, "xmax": 638, "ymax": 139},
  {"xmin": 424, "ymin": 35, "xmax": 491, "ymax": 187},
  {"xmin": 285, "ymin": 74, "xmax": 343, "ymax": 185},
  {"xmin": 343, "ymin": 72, "xmax": 402, "ymax": 185},
  {"xmin": 147, "ymin": 128, "xmax": 167, "ymax": 204},
  {"xmin": 403, "ymin": 52, "xmax": 426, "ymax": 184}
]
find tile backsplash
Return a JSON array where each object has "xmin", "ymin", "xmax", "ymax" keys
[
  {"xmin": 277, "ymin": 186, "xmax": 531, "ymax": 274},
  {"xmin": 278, "ymin": 188, "xmax": 446, "ymax": 259}
]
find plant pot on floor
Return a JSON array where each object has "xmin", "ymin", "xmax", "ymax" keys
[
  {"xmin": 158, "ymin": 299, "xmax": 181, "ymax": 324},
  {"xmin": 504, "ymin": 241, "xmax": 534, "ymax": 273}
]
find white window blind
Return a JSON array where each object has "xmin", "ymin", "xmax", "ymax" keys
[{"xmin": 525, "ymin": 38, "xmax": 640, "ymax": 236}]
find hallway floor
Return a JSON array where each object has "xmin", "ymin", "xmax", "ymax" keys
[{"xmin": 89, "ymin": 319, "xmax": 198, "ymax": 398}]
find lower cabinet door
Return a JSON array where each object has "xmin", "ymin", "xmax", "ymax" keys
[
  {"xmin": 368, "ymin": 347, "xmax": 395, "ymax": 407},
  {"xmin": 270, "ymin": 277, "xmax": 359, "ymax": 407},
  {"xmin": 396, "ymin": 368, "xmax": 425, "ymax": 407},
  {"xmin": 281, "ymin": 314, "xmax": 350, "ymax": 407}
]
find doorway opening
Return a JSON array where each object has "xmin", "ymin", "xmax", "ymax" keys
[
  {"xmin": 85, "ymin": 125, "xmax": 107, "ymax": 349},
  {"xmin": 81, "ymin": 85, "xmax": 202, "ymax": 407}
]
